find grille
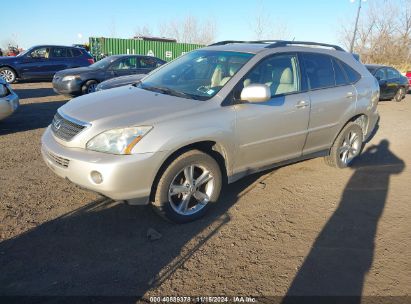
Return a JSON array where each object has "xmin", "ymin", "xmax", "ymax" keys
[
  {"xmin": 51, "ymin": 112, "xmax": 86, "ymax": 141},
  {"xmin": 45, "ymin": 149, "xmax": 70, "ymax": 168}
]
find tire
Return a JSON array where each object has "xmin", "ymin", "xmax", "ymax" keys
[
  {"xmin": 394, "ymin": 87, "xmax": 406, "ymax": 102},
  {"xmin": 0, "ymin": 67, "xmax": 17, "ymax": 83},
  {"xmin": 151, "ymin": 150, "xmax": 222, "ymax": 223},
  {"xmin": 81, "ymin": 80, "xmax": 98, "ymax": 95},
  {"xmin": 324, "ymin": 122, "xmax": 364, "ymax": 169}
]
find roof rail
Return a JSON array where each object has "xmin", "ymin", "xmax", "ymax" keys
[
  {"xmin": 208, "ymin": 40, "xmax": 345, "ymax": 52},
  {"xmin": 265, "ymin": 41, "xmax": 345, "ymax": 51}
]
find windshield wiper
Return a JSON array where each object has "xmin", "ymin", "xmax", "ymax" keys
[{"xmin": 142, "ymin": 85, "xmax": 199, "ymax": 100}]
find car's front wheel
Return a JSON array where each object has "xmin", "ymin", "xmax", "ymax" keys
[
  {"xmin": 394, "ymin": 87, "xmax": 406, "ymax": 102},
  {"xmin": 151, "ymin": 150, "xmax": 222, "ymax": 223},
  {"xmin": 81, "ymin": 80, "xmax": 98, "ymax": 95},
  {"xmin": 0, "ymin": 67, "xmax": 16, "ymax": 83}
]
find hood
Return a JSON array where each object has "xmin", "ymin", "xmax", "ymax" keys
[
  {"xmin": 55, "ymin": 66, "xmax": 93, "ymax": 76},
  {"xmin": 59, "ymin": 85, "xmax": 200, "ymax": 128},
  {"xmin": 97, "ymin": 74, "xmax": 145, "ymax": 91}
]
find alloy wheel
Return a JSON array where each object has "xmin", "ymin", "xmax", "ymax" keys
[
  {"xmin": 338, "ymin": 130, "xmax": 362, "ymax": 165},
  {"xmin": 168, "ymin": 165, "xmax": 215, "ymax": 216},
  {"xmin": 0, "ymin": 69, "xmax": 15, "ymax": 83}
]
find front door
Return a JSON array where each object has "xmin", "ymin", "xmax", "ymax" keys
[{"xmin": 233, "ymin": 53, "xmax": 310, "ymax": 174}]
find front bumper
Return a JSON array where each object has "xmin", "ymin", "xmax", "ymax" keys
[
  {"xmin": 0, "ymin": 90, "xmax": 19, "ymax": 120},
  {"xmin": 52, "ymin": 77, "xmax": 83, "ymax": 95},
  {"xmin": 41, "ymin": 127, "xmax": 167, "ymax": 204}
]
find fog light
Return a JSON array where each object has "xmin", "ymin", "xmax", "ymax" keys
[{"xmin": 90, "ymin": 171, "xmax": 103, "ymax": 184}]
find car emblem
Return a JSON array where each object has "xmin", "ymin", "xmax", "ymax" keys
[{"xmin": 54, "ymin": 118, "xmax": 62, "ymax": 130}]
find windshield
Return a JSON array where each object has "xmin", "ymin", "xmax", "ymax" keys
[
  {"xmin": 90, "ymin": 56, "xmax": 118, "ymax": 69},
  {"xmin": 138, "ymin": 50, "xmax": 254, "ymax": 100},
  {"xmin": 17, "ymin": 47, "xmax": 33, "ymax": 57}
]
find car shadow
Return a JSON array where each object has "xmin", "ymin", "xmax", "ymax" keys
[
  {"xmin": 0, "ymin": 170, "xmax": 272, "ymax": 298},
  {"xmin": 12, "ymin": 87, "xmax": 57, "ymax": 99},
  {"xmin": 283, "ymin": 140, "xmax": 405, "ymax": 303},
  {"xmin": 0, "ymin": 100, "xmax": 66, "ymax": 135}
]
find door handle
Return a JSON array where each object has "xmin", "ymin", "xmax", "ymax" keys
[
  {"xmin": 346, "ymin": 92, "xmax": 355, "ymax": 99},
  {"xmin": 295, "ymin": 100, "xmax": 309, "ymax": 108}
]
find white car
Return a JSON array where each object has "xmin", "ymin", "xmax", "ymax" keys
[{"xmin": 0, "ymin": 78, "xmax": 19, "ymax": 121}]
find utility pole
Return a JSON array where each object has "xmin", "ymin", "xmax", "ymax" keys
[{"xmin": 350, "ymin": 0, "xmax": 365, "ymax": 53}]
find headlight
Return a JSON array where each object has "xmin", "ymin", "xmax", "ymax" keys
[
  {"xmin": 0, "ymin": 84, "xmax": 8, "ymax": 97},
  {"xmin": 86, "ymin": 126, "xmax": 153, "ymax": 154},
  {"xmin": 62, "ymin": 75, "xmax": 80, "ymax": 81}
]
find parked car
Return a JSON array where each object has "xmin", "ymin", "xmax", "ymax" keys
[
  {"xmin": 95, "ymin": 74, "xmax": 146, "ymax": 91},
  {"xmin": 0, "ymin": 78, "xmax": 19, "ymax": 121},
  {"xmin": 42, "ymin": 40, "xmax": 379, "ymax": 223},
  {"xmin": 0, "ymin": 45, "xmax": 94, "ymax": 83},
  {"xmin": 366, "ymin": 64, "xmax": 409, "ymax": 101},
  {"xmin": 52, "ymin": 55, "xmax": 166, "ymax": 96},
  {"xmin": 405, "ymin": 71, "xmax": 411, "ymax": 88}
]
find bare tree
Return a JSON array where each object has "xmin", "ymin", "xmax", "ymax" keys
[
  {"xmin": 134, "ymin": 25, "xmax": 153, "ymax": 38},
  {"xmin": 339, "ymin": 0, "xmax": 411, "ymax": 71},
  {"xmin": 157, "ymin": 15, "xmax": 218, "ymax": 45},
  {"xmin": 250, "ymin": 1, "xmax": 290, "ymax": 40}
]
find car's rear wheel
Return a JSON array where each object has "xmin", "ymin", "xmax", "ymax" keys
[
  {"xmin": 81, "ymin": 80, "xmax": 98, "ymax": 95},
  {"xmin": 394, "ymin": 87, "xmax": 406, "ymax": 102},
  {"xmin": 325, "ymin": 122, "xmax": 363, "ymax": 168},
  {"xmin": 151, "ymin": 150, "xmax": 222, "ymax": 223},
  {"xmin": 0, "ymin": 67, "xmax": 16, "ymax": 83}
]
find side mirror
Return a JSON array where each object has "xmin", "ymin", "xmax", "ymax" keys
[{"xmin": 240, "ymin": 84, "xmax": 271, "ymax": 103}]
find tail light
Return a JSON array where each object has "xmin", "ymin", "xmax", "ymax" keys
[
  {"xmin": 87, "ymin": 58, "xmax": 94, "ymax": 64},
  {"xmin": 406, "ymin": 71, "xmax": 411, "ymax": 79}
]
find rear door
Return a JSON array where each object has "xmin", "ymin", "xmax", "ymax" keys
[
  {"xmin": 301, "ymin": 53, "xmax": 356, "ymax": 155},
  {"xmin": 233, "ymin": 53, "xmax": 311, "ymax": 172},
  {"xmin": 48, "ymin": 47, "xmax": 72, "ymax": 76}
]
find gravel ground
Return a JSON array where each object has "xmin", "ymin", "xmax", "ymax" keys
[{"xmin": 0, "ymin": 82, "xmax": 410, "ymax": 299}]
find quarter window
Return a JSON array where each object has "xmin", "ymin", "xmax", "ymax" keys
[
  {"xmin": 70, "ymin": 48, "xmax": 82, "ymax": 57},
  {"xmin": 242, "ymin": 53, "xmax": 301, "ymax": 97}
]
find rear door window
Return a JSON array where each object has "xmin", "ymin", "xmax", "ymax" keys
[
  {"xmin": 139, "ymin": 57, "xmax": 158, "ymax": 69},
  {"xmin": 302, "ymin": 53, "xmax": 335, "ymax": 89},
  {"xmin": 387, "ymin": 68, "xmax": 400, "ymax": 79},
  {"xmin": 339, "ymin": 60, "xmax": 361, "ymax": 83},
  {"xmin": 51, "ymin": 47, "xmax": 68, "ymax": 58}
]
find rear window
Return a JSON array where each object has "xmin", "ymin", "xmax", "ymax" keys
[{"xmin": 302, "ymin": 53, "xmax": 335, "ymax": 90}]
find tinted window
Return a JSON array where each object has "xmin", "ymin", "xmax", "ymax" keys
[
  {"xmin": 70, "ymin": 48, "xmax": 82, "ymax": 57},
  {"xmin": 111, "ymin": 57, "xmax": 138, "ymax": 70},
  {"xmin": 302, "ymin": 53, "xmax": 335, "ymax": 89},
  {"xmin": 375, "ymin": 69, "xmax": 386, "ymax": 80},
  {"xmin": 332, "ymin": 59, "xmax": 348, "ymax": 86},
  {"xmin": 51, "ymin": 47, "xmax": 68, "ymax": 58},
  {"xmin": 339, "ymin": 60, "xmax": 361, "ymax": 83},
  {"xmin": 387, "ymin": 68, "xmax": 400, "ymax": 79},
  {"xmin": 243, "ymin": 53, "xmax": 300, "ymax": 97},
  {"xmin": 140, "ymin": 57, "xmax": 159, "ymax": 68}
]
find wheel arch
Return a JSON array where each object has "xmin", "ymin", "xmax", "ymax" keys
[
  {"xmin": 149, "ymin": 140, "xmax": 229, "ymax": 202},
  {"xmin": 0, "ymin": 65, "xmax": 19, "ymax": 78},
  {"xmin": 332, "ymin": 114, "xmax": 368, "ymax": 148}
]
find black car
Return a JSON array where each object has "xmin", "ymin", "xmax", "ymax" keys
[
  {"xmin": 366, "ymin": 64, "xmax": 409, "ymax": 102},
  {"xmin": 0, "ymin": 45, "xmax": 94, "ymax": 83},
  {"xmin": 53, "ymin": 55, "xmax": 166, "ymax": 95}
]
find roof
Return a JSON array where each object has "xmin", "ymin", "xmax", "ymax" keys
[{"xmin": 203, "ymin": 40, "xmax": 346, "ymax": 54}]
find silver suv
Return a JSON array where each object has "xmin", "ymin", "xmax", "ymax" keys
[{"xmin": 41, "ymin": 40, "xmax": 380, "ymax": 223}]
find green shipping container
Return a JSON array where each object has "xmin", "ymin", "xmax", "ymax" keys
[{"xmin": 89, "ymin": 37, "xmax": 203, "ymax": 61}]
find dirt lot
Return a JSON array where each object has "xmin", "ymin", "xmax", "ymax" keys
[{"xmin": 0, "ymin": 82, "xmax": 410, "ymax": 299}]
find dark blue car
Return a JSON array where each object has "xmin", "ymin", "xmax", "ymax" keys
[{"xmin": 0, "ymin": 45, "xmax": 94, "ymax": 83}]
